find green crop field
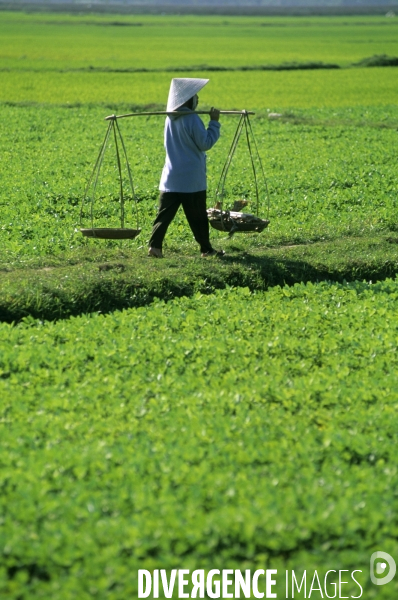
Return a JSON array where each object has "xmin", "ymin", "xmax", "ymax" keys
[
  {"xmin": 1, "ymin": 103, "xmax": 397, "ymax": 265},
  {"xmin": 2, "ymin": 67, "xmax": 398, "ymax": 108},
  {"xmin": 1, "ymin": 12, "xmax": 398, "ymax": 70},
  {"xmin": 1, "ymin": 8, "xmax": 398, "ymax": 600},
  {"xmin": 1, "ymin": 11, "xmax": 398, "ymax": 108},
  {"xmin": 2, "ymin": 281, "xmax": 398, "ymax": 599}
]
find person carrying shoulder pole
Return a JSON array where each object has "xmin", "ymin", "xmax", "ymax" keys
[{"xmin": 148, "ymin": 78, "xmax": 224, "ymax": 258}]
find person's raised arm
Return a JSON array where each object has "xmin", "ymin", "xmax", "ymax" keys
[{"xmin": 190, "ymin": 108, "xmax": 221, "ymax": 151}]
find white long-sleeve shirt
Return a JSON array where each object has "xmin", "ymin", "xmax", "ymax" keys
[{"xmin": 159, "ymin": 108, "xmax": 221, "ymax": 193}]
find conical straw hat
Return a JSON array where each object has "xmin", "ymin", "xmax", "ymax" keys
[{"xmin": 166, "ymin": 78, "xmax": 209, "ymax": 112}]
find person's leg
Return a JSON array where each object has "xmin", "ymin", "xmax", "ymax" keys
[
  {"xmin": 181, "ymin": 190, "xmax": 213, "ymax": 254},
  {"xmin": 149, "ymin": 191, "xmax": 181, "ymax": 252}
]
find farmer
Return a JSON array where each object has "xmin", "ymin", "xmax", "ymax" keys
[{"xmin": 148, "ymin": 77, "xmax": 224, "ymax": 258}]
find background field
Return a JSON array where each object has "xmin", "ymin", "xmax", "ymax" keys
[
  {"xmin": 1, "ymin": 12, "xmax": 398, "ymax": 108},
  {"xmin": 1, "ymin": 9, "xmax": 398, "ymax": 600},
  {"xmin": 1, "ymin": 12, "xmax": 398, "ymax": 70},
  {"xmin": 3, "ymin": 67, "xmax": 398, "ymax": 108}
]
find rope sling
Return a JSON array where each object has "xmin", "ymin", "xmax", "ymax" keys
[
  {"xmin": 207, "ymin": 111, "xmax": 270, "ymax": 236},
  {"xmin": 80, "ymin": 110, "xmax": 269, "ymax": 239},
  {"xmin": 80, "ymin": 117, "xmax": 140, "ymax": 239}
]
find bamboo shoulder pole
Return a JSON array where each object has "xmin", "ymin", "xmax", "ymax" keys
[{"xmin": 105, "ymin": 110, "xmax": 255, "ymax": 121}]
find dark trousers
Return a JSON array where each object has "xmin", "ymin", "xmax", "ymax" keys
[{"xmin": 149, "ymin": 190, "xmax": 213, "ymax": 254}]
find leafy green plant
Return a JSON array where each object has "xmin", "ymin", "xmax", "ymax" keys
[
  {"xmin": 1, "ymin": 281, "xmax": 398, "ymax": 598},
  {"xmin": 1, "ymin": 14, "xmax": 398, "ymax": 599}
]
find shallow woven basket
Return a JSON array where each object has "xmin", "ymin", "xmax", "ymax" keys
[
  {"xmin": 81, "ymin": 228, "xmax": 141, "ymax": 240},
  {"xmin": 210, "ymin": 219, "xmax": 269, "ymax": 233},
  {"xmin": 207, "ymin": 209, "xmax": 269, "ymax": 233}
]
